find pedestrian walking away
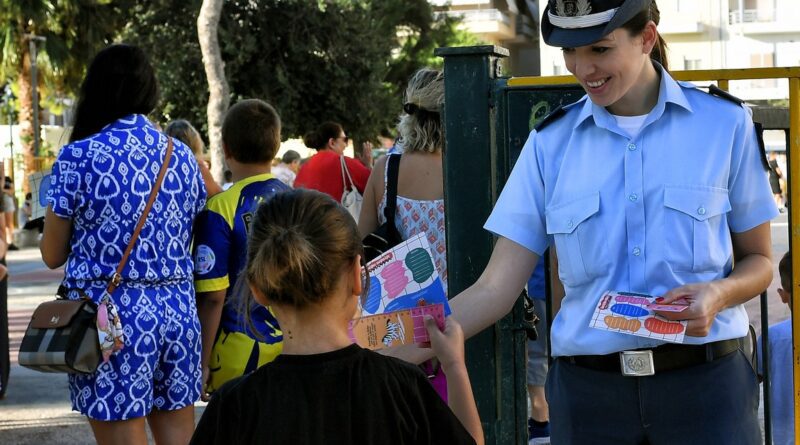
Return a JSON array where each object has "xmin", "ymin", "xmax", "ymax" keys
[{"xmin": 40, "ymin": 44, "xmax": 207, "ymax": 445}]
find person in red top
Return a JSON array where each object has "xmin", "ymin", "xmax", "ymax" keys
[{"xmin": 294, "ymin": 122, "xmax": 371, "ymax": 201}]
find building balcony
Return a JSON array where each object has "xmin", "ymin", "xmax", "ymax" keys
[
  {"xmin": 443, "ymin": 8, "xmax": 516, "ymax": 41},
  {"xmin": 429, "ymin": 0, "xmax": 491, "ymax": 6},
  {"xmin": 729, "ymin": 8, "xmax": 800, "ymax": 34}
]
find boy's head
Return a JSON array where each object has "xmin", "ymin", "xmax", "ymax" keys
[
  {"xmin": 281, "ymin": 150, "xmax": 302, "ymax": 173},
  {"xmin": 778, "ymin": 251, "xmax": 792, "ymax": 307},
  {"xmin": 222, "ymin": 99, "xmax": 281, "ymax": 164}
]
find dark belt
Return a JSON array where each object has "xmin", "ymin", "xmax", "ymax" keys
[{"xmin": 563, "ymin": 339, "xmax": 741, "ymax": 375}]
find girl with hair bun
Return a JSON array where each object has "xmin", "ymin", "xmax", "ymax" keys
[
  {"xmin": 191, "ymin": 189, "xmax": 483, "ymax": 445},
  {"xmin": 294, "ymin": 121, "xmax": 371, "ymax": 205}
]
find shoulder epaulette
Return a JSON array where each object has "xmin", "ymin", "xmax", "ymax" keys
[
  {"xmin": 753, "ymin": 121, "xmax": 771, "ymax": 171},
  {"xmin": 706, "ymin": 84, "xmax": 745, "ymax": 106},
  {"xmin": 534, "ymin": 106, "xmax": 567, "ymax": 132}
]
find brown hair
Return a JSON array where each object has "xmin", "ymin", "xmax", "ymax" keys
[
  {"xmin": 244, "ymin": 189, "xmax": 364, "ymax": 310},
  {"xmin": 303, "ymin": 122, "xmax": 343, "ymax": 151},
  {"xmin": 779, "ymin": 251, "xmax": 792, "ymax": 291},
  {"xmin": 165, "ymin": 119, "xmax": 205, "ymax": 156},
  {"xmin": 222, "ymin": 99, "xmax": 281, "ymax": 164},
  {"xmin": 621, "ymin": 0, "xmax": 668, "ymax": 71}
]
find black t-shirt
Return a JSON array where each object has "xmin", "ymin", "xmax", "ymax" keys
[{"xmin": 191, "ymin": 344, "xmax": 477, "ymax": 445}]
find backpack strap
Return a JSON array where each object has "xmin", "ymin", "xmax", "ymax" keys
[{"xmin": 383, "ymin": 154, "xmax": 401, "ymax": 236}]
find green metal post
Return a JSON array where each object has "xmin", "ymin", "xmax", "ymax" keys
[{"xmin": 435, "ymin": 45, "xmax": 522, "ymax": 444}]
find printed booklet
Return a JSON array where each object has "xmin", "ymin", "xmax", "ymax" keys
[{"xmin": 349, "ymin": 233, "xmax": 449, "ymax": 350}]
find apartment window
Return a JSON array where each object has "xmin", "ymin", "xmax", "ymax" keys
[
  {"xmin": 683, "ymin": 58, "xmax": 702, "ymax": 70},
  {"xmin": 750, "ymin": 52, "xmax": 777, "ymax": 88},
  {"xmin": 750, "ymin": 52, "xmax": 775, "ymax": 68}
]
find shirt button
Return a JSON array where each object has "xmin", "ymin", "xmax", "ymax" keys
[
  {"xmin": 697, "ymin": 206, "xmax": 706, "ymax": 216},
  {"xmin": 627, "ymin": 143, "xmax": 637, "ymax": 151},
  {"xmin": 567, "ymin": 219, "xmax": 574, "ymax": 228},
  {"xmin": 628, "ymin": 194, "xmax": 638, "ymax": 202},
  {"xmin": 633, "ymin": 247, "xmax": 641, "ymax": 256}
]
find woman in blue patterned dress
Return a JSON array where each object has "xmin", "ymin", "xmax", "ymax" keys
[{"xmin": 40, "ymin": 44, "xmax": 207, "ymax": 444}]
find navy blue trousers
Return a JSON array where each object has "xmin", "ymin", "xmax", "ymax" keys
[{"xmin": 546, "ymin": 350, "xmax": 761, "ymax": 445}]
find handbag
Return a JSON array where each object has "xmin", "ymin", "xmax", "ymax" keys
[
  {"xmin": 18, "ymin": 138, "xmax": 174, "ymax": 374},
  {"xmin": 363, "ymin": 154, "xmax": 402, "ymax": 262},
  {"xmin": 340, "ymin": 155, "xmax": 363, "ymax": 222}
]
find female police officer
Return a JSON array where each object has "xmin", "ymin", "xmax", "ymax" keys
[{"xmin": 395, "ymin": 1, "xmax": 777, "ymax": 443}]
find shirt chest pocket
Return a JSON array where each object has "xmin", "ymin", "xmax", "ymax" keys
[
  {"xmin": 663, "ymin": 186, "xmax": 732, "ymax": 273},
  {"xmin": 546, "ymin": 193, "xmax": 610, "ymax": 287}
]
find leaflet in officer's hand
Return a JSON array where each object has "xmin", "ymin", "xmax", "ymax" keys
[
  {"xmin": 348, "ymin": 233, "xmax": 449, "ymax": 350},
  {"xmin": 589, "ymin": 291, "xmax": 688, "ymax": 343}
]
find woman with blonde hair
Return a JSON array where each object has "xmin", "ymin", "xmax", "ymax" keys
[{"xmin": 358, "ymin": 68, "xmax": 449, "ymax": 400}]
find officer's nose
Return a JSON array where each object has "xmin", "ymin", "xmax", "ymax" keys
[{"xmin": 573, "ymin": 55, "xmax": 596, "ymax": 81}]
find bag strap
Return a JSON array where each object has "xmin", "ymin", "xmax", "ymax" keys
[
  {"xmin": 106, "ymin": 137, "xmax": 174, "ymax": 295},
  {"xmin": 382, "ymin": 154, "xmax": 401, "ymax": 236},
  {"xmin": 340, "ymin": 155, "xmax": 356, "ymax": 193}
]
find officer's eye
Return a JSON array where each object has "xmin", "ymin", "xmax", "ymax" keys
[{"xmin": 591, "ymin": 46, "xmax": 610, "ymax": 54}]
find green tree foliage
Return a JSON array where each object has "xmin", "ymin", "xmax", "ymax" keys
[{"xmin": 123, "ymin": 0, "xmax": 467, "ymax": 145}]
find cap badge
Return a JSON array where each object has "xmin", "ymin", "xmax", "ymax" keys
[{"xmin": 555, "ymin": 0, "xmax": 593, "ymax": 17}]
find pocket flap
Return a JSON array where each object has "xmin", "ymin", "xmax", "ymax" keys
[
  {"xmin": 30, "ymin": 300, "xmax": 89, "ymax": 329},
  {"xmin": 664, "ymin": 187, "xmax": 731, "ymax": 222},
  {"xmin": 546, "ymin": 192, "xmax": 600, "ymax": 234}
]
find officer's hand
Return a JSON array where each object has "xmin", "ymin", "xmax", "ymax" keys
[{"xmin": 657, "ymin": 281, "xmax": 726, "ymax": 337}]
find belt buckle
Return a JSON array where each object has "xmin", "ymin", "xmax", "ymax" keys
[{"xmin": 619, "ymin": 350, "xmax": 655, "ymax": 376}]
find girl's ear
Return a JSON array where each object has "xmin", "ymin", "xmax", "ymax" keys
[
  {"xmin": 249, "ymin": 283, "xmax": 269, "ymax": 307},
  {"xmin": 351, "ymin": 255, "xmax": 363, "ymax": 297}
]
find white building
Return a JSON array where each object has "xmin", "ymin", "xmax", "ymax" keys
[
  {"xmin": 538, "ymin": 0, "xmax": 800, "ymax": 102},
  {"xmin": 429, "ymin": 0, "xmax": 542, "ymax": 75}
]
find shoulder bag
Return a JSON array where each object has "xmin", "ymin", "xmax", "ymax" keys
[
  {"xmin": 363, "ymin": 154, "xmax": 402, "ymax": 262},
  {"xmin": 18, "ymin": 138, "xmax": 174, "ymax": 374},
  {"xmin": 340, "ymin": 155, "xmax": 363, "ymax": 222}
]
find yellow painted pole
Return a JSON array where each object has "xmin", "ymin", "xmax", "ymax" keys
[
  {"xmin": 717, "ymin": 79, "xmax": 729, "ymax": 91},
  {"xmin": 790, "ymin": 76, "xmax": 800, "ymax": 445}
]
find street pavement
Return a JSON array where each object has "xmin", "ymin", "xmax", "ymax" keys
[{"xmin": 0, "ymin": 213, "xmax": 792, "ymax": 444}]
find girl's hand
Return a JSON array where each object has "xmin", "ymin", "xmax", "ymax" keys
[
  {"xmin": 656, "ymin": 281, "xmax": 727, "ymax": 337},
  {"xmin": 201, "ymin": 365, "xmax": 212, "ymax": 402},
  {"xmin": 424, "ymin": 316, "xmax": 466, "ymax": 374}
]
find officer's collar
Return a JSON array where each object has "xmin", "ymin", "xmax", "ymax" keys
[{"xmin": 574, "ymin": 62, "xmax": 693, "ymax": 130}]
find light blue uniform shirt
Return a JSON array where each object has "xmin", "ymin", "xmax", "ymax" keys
[{"xmin": 485, "ymin": 68, "xmax": 778, "ymax": 357}]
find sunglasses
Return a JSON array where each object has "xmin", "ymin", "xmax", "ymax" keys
[{"xmin": 337, "ymin": 136, "xmax": 349, "ymax": 143}]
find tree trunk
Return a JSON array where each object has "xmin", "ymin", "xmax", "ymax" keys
[
  {"xmin": 197, "ymin": 0, "xmax": 230, "ymax": 185},
  {"xmin": 17, "ymin": 48, "xmax": 35, "ymax": 194}
]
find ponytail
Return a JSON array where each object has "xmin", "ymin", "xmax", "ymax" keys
[{"xmin": 622, "ymin": 0, "xmax": 669, "ymax": 71}]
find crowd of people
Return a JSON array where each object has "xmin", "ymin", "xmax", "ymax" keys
[{"xmin": 32, "ymin": 0, "xmax": 794, "ymax": 444}]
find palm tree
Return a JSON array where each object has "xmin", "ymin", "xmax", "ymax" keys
[{"xmin": 0, "ymin": 0, "xmax": 128, "ymax": 191}]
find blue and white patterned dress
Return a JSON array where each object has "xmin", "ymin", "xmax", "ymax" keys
[{"xmin": 47, "ymin": 114, "xmax": 207, "ymax": 420}]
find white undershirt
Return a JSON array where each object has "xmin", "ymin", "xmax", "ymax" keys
[{"xmin": 612, "ymin": 113, "xmax": 648, "ymax": 139}]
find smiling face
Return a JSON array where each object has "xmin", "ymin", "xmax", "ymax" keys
[{"xmin": 562, "ymin": 23, "xmax": 659, "ymax": 115}]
